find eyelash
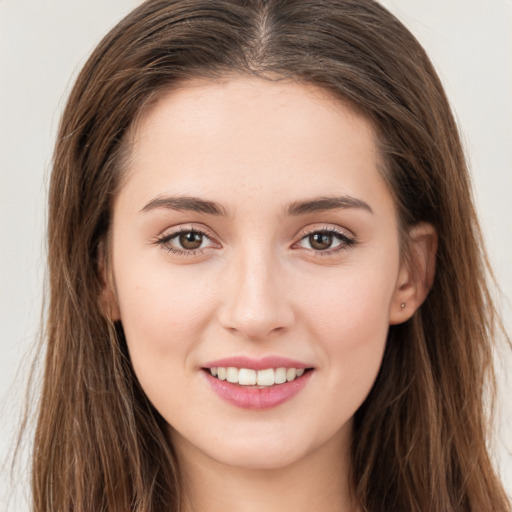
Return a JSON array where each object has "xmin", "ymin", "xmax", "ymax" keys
[
  {"xmin": 294, "ymin": 226, "xmax": 357, "ymax": 255},
  {"xmin": 153, "ymin": 226, "xmax": 218, "ymax": 256},
  {"xmin": 154, "ymin": 225, "xmax": 357, "ymax": 257}
]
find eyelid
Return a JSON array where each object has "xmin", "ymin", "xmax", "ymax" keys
[
  {"xmin": 291, "ymin": 224, "xmax": 357, "ymax": 253},
  {"xmin": 153, "ymin": 223, "xmax": 221, "ymax": 254},
  {"xmin": 293, "ymin": 223, "xmax": 355, "ymax": 241},
  {"xmin": 152, "ymin": 222, "xmax": 356, "ymax": 256},
  {"xmin": 157, "ymin": 223, "xmax": 217, "ymax": 240}
]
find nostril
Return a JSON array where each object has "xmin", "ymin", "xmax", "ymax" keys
[{"xmin": 217, "ymin": 268, "xmax": 295, "ymax": 339}]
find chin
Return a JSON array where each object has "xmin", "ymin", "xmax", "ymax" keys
[
  {"xmin": 207, "ymin": 440, "xmax": 313, "ymax": 471},
  {"xmin": 170, "ymin": 417, "xmax": 349, "ymax": 473}
]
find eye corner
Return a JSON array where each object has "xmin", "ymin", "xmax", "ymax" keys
[
  {"xmin": 152, "ymin": 224, "xmax": 222, "ymax": 257},
  {"xmin": 292, "ymin": 225, "xmax": 358, "ymax": 255}
]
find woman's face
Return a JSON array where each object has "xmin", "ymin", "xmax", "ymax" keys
[{"xmin": 109, "ymin": 78, "xmax": 415, "ymax": 470}]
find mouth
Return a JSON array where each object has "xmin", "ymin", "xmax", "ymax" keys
[
  {"xmin": 203, "ymin": 366, "xmax": 312, "ymax": 388},
  {"xmin": 201, "ymin": 360, "xmax": 315, "ymax": 410}
]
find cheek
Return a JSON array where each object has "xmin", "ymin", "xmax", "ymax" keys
[
  {"xmin": 295, "ymin": 263, "xmax": 397, "ymax": 407},
  {"xmin": 299, "ymin": 261, "xmax": 396, "ymax": 343},
  {"xmin": 314, "ymin": 287, "xmax": 390, "ymax": 370},
  {"xmin": 112, "ymin": 257, "xmax": 218, "ymax": 378}
]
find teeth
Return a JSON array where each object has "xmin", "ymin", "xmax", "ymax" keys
[
  {"xmin": 275, "ymin": 367, "xmax": 287, "ymax": 384},
  {"xmin": 226, "ymin": 367, "xmax": 238, "ymax": 383},
  {"xmin": 238, "ymin": 368, "xmax": 257, "ymax": 385},
  {"xmin": 208, "ymin": 366, "xmax": 308, "ymax": 387},
  {"xmin": 257, "ymin": 368, "xmax": 274, "ymax": 386}
]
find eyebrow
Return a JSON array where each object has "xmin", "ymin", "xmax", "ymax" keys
[
  {"xmin": 140, "ymin": 194, "xmax": 373, "ymax": 217},
  {"xmin": 140, "ymin": 195, "xmax": 227, "ymax": 216},
  {"xmin": 286, "ymin": 196, "xmax": 373, "ymax": 215}
]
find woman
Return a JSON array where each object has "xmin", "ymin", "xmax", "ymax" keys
[{"xmin": 31, "ymin": 0, "xmax": 510, "ymax": 510}]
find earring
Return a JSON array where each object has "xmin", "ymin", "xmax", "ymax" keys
[{"xmin": 400, "ymin": 303, "xmax": 406, "ymax": 310}]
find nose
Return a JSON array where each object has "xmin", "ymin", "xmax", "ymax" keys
[{"xmin": 218, "ymin": 248, "xmax": 294, "ymax": 340}]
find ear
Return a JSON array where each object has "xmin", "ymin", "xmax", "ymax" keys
[
  {"xmin": 97, "ymin": 239, "xmax": 121, "ymax": 322},
  {"xmin": 389, "ymin": 222, "xmax": 437, "ymax": 325}
]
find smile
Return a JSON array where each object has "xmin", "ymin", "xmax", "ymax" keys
[
  {"xmin": 202, "ymin": 360, "xmax": 314, "ymax": 410},
  {"xmin": 208, "ymin": 366, "xmax": 306, "ymax": 387}
]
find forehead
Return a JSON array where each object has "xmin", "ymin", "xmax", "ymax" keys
[{"xmin": 118, "ymin": 77, "xmax": 393, "ymax": 218}]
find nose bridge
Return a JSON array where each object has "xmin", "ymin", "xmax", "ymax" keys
[{"xmin": 219, "ymin": 241, "xmax": 293, "ymax": 339}]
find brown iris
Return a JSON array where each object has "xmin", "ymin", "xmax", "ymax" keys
[
  {"xmin": 179, "ymin": 231, "xmax": 203, "ymax": 250},
  {"xmin": 309, "ymin": 232, "xmax": 334, "ymax": 250}
]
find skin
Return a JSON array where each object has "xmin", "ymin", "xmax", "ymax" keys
[{"xmin": 106, "ymin": 77, "xmax": 435, "ymax": 512}]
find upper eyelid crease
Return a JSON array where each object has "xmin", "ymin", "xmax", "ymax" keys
[
  {"xmin": 300, "ymin": 225, "xmax": 353, "ymax": 236},
  {"xmin": 154, "ymin": 228, "xmax": 218, "ymax": 253},
  {"xmin": 155, "ymin": 226, "xmax": 355, "ymax": 254},
  {"xmin": 155, "ymin": 224, "xmax": 354, "ymax": 244},
  {"xmin": 156, "ymin": 225, "xmax": 215, "ymax": 242},
  {"xmin": 296, "ymin": 228, "xmax": 356, "ymax": 244}
]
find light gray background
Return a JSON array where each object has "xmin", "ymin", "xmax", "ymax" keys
[{"xmin": 1, "ymin": 0, "xmax": 511, "ymax": 509}]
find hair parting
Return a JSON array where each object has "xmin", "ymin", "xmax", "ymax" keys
[{"xmin": 23, "ymin": 1, "xmax": 511, "ymax": 511}]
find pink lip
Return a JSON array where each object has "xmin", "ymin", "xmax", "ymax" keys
[
  {"xmin": 202, "ymin": 356, "xmax": 314, "ymax": 410},
  {"xmin": 202, "ymin": 357, "xmax": 314, "ymax": 410},
  {"xmin": 203, "ymin": 355, "xmax": 311, "ymax": 371},
  {"xmin": 203, "ymin": 370, "xmax": 312, "ymax": 410}
]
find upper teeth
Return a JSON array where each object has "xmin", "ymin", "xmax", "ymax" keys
[{"xmin": 210, "ymin": 367, "xmax": 305, "ymax": 386}]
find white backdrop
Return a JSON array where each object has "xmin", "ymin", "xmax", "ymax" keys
[{"xmin": 1, "ymin": 0, "xmax": 511, "ymax": 509}]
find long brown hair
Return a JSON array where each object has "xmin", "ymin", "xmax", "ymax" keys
[{"xmin": 32, "ymin": 0, "xmax": 510, "ymax": 510}]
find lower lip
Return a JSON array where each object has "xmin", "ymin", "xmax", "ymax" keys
[{"xmin": 203, "ymin": 370, "xmax": 313, "ymax": 410}]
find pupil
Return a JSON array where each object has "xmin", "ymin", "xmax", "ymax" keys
[
  {"xmin": 179, "ymin": 231, "xmax": 203, "ymax": 250},
  {"xmin": 310, "ymin": 232, "xmax": 332, "ymax": 250}
]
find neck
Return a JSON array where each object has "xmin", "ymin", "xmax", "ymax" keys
[{"xmin": 173, "ymin": 425, "xmax": 358, "ymax": 512}]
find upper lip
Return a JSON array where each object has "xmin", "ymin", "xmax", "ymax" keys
[{"xmin": 202, "ymin": 356, "xmax": 312, "ymax": 371}]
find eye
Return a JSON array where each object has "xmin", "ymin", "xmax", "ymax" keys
[
  {"xmin": 295, "ymin": 228, "xmax": 356, "ymax": 253},
  {"xmin": 155, "ymin": 227, "xmax": 219, "ymax": 255},
  {"xmin": 306, "ymin": 232, "xmax": 337, "ymax": 251},
  {"xmin": 177, "ymin": 231, "xmax": 205, "ymax": 250}
]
